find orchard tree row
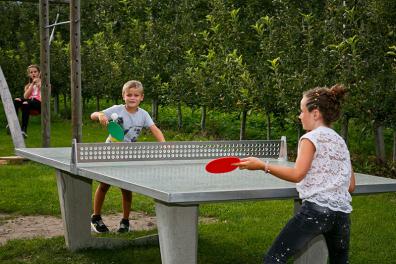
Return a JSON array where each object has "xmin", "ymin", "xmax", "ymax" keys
[{"xmin": 1, "ymin": 0, "xmax": 395, "ymax": 163}]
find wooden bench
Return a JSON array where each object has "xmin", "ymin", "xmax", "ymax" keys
[
  {"xmin": 29, "ymin": 109, "xmax": 40, "ymax": 116},
  {"xmin": 0, "ymin": 156, "xmax": 27, "ymax": 165}
]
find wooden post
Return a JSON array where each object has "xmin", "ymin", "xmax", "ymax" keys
[
  {"xmin": 39, "ymin": 0, "xmax": 51, "ymax": 147},
  {"xmin": 0, "ymin": 66, "xmax": 26, "ymax": 148},
  {"xmin": 70, "ymin": 0, "xmax": 82, "ymax": 142}
]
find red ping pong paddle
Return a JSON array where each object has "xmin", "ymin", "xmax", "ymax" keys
[{"xmin": 205, "ymin": 156, "xmax": 240, "ymax": 174}]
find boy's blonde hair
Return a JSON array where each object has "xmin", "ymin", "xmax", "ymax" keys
[{"xmin": 122, "ymin": 80, "xmax": 144, "ymax": 95}]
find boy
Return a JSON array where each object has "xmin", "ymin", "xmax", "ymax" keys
[{"xmin": 90, "ymin": 80, "xmax": 165, "ymax": 233}]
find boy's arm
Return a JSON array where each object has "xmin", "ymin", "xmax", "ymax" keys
[
  {"xmin": 91, "ymin": 111, "xmax": 108, "ymax": 126},
  {"xmin": 149, "ymin": 124, "xmax": 165, "ymax": 142}
]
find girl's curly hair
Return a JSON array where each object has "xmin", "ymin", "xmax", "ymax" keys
[{"xmin": 303, "ymin": 84, "xmax": 347, "ymax": 126}]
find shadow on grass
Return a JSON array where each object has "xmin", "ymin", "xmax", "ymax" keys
[
  {"xmin": 0, "ymin": 221, "xmax": 270, "ymax": 264},
  {"xmin": 0, "ymin": 236, "xmax": 161, "ymax": 264}
]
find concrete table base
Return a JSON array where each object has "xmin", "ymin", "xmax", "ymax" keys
[
  {"xmin": 293, "ymin": 199, "xmax": 328, "ymax": 264},
  {"xmin": 56, "ymin": 170, "xmax": 158, "ymax": 251},
  {"xmin": 156, "ymin": 202, "xmax": 198, "ymax": 264}
]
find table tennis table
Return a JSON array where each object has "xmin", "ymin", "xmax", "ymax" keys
[{"xmin": 15, "ymin": 138, "xmax": 396, "ymax": 264}]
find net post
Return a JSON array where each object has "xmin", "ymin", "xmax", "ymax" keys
[
  {"xmin": 279, "ymin": 136, "xmax": 288, "ymax": 161},
  {"xmin": 70, "ymin": 138, "xmax": 77, "ymax": 173}
]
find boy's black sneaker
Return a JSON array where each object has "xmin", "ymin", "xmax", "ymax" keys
[
  {"xmin": 117, "ymin": 218, "xmax": 131, "ymax": 233},
  {"xmin": 91, "ymin": 215, "xmax": 109, "ymax": 233}
]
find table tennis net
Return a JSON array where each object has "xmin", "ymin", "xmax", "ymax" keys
[{"xmin": 74, "ymin": 138, "xmax": 287, "ymax": 163}]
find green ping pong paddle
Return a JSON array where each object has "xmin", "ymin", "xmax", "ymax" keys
[{"xmin": 107, "ymin": 121, "xmax": 124, "ymax": 141}]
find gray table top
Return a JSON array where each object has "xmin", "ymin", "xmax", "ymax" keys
[{"xmin": 16, "ymin": 147, "xmax": 396, "ymax": 204}]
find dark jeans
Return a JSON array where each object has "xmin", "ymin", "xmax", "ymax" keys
[
  {"xmin": 14, "ymin": 98, "xmax": 41, "ymax": 132},
  {"xmin": 264, "ymin": 201, "xmax": 351, "ymax": 264}
]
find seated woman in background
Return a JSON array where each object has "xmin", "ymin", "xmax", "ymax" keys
[{"xmin": 11, "ymin": 64, "xmax": 42, "ymax": 138}]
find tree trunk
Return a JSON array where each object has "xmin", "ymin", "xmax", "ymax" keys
[
  {"xmin": 240, "ymin": 110, "xmax": 247, "ymax": 140},
  {"xmin": 374, "ymin": 123, "xmax": 386, "ymax": 164},
  {"xmin": 63, "ymin": 93, "xmax": 68, "ymax": 117},
  {"xmin": 340, "ymin": 115, "xmax": 349, "ymax": 145},
  {"xmin": 96, "ymin": 96, "xmax": 100, "ymax": 112},
  {"xmin": 177, "ymin": 101, "xmax": 182, "ymax": 129},
  {"xmin": 152, "ymin": 98, "xmax": 158, "ymax": 123},
  {"xmin": 266, "ymin": 112, "xmax": 271, "ymax": 140},
  {"xmin": 54, "ymin": 93, "xmax": 59, "ymax": 114},
  {"xmin": 393, "ymin": 130, "xmax": 396, "ymax": 162},
  {"xmin": 200, "ymin": 106, "xmax": 206, "ymax": 131},
  {"xmin": 297, "ymin": 123, "xmax": 302, "ymax": 139}
]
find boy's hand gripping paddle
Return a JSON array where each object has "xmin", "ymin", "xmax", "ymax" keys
[
  {"xmin": 107, "ymin": 122, "xmax": 124, "ymax": 141},
  {"xmin": 107, "ymin": 113, "xmax": 124, "ymax": 141},
  {"xmin": 205, "ymin": 157, "xmax": 240, "ymax": 174}
]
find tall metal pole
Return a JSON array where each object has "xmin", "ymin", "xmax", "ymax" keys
[
  {"xmin": 39, "ymin": 0, "xmax": 51, "ymax": 147},
  {"xmin": 70, "ymin": 0, "xmax": 82, "ymax": 142}
]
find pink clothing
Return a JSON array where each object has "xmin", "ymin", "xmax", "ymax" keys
[{"xmin": 28, "ymin": 83, "xmax": 41, "ymax": 102}]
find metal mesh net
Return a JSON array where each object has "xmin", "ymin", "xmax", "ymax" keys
[{"xmin": 75, "ymin": 140, "xmax": 283, "ymax": 163}]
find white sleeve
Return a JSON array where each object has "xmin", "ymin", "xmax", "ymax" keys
[
  {"xmin": 143, "ymin": 111, "xmax": 154, "ymax": 128},
  {"xmin": 300, "ymin": 131, "xmax": 318, "ymax": 151},
  {"xmin": 103, "ymin": 105, "xmax": 121, "ymax": 118}
]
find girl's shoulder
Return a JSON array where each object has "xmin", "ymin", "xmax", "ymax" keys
[
  {"xmin": 300, "ymin": 127, "xmax": 328, "ymax": 143},
  {"xmin": 302, "ymin": 127, "xmax": 343, "ymax": 145}
]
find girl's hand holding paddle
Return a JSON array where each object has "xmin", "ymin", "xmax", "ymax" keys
[{"xmin": 234, "ymin": 157, "xmax": 266, "ymax": 171}]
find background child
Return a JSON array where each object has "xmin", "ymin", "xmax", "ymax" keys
[
  {"xmin": 90, "ymin": 80, "xmax": 165, "ymax": 233},
  {"xmin": 234, "ymin": 84, "xmax": 356, "ymax": 264},
  {"xmin": 9, "ymin": 64, "xmax": 42, "ymax": 138}
]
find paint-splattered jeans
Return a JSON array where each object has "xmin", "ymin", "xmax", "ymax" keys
[{"xmin": 264, "ymin": 201, "xmax": 351, "ymax": 264}]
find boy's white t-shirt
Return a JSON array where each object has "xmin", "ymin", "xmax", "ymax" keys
[
  {"xmin": 102, "ymin": 105, "xmax": 154, "ymax": 142},
  {"xmin": 296, "ymin": 126, "xmax": 353, "ymax": 213}
]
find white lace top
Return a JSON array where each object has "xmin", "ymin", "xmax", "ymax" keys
[{"xmin": 296, "ymin": 126, "xmax": 353, "ymax": 213}]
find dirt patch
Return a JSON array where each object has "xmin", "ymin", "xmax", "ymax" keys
[{"xmin": 0, "ymin": 212, "xmax": 216, "ymax": 245}]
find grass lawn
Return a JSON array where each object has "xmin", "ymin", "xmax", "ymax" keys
[{"xmin": 0, "ymin": 108, "xmax": 395, "ymax": 263}]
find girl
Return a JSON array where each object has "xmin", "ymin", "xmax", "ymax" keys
[
  {"xmin": 13, "ymin": 64, "xmax": 42, "ymax": 137},
  {"xmin": 234, "ymin": 84, "xmax": 356, "ymax": 264}
]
